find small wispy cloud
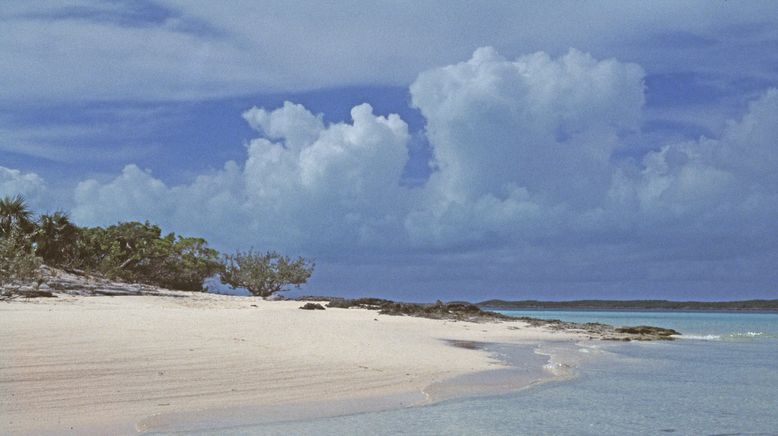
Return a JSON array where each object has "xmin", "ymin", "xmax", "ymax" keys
[{"xmin": 0, "ymin": 140, "xmax": 155, "ymax": 164}]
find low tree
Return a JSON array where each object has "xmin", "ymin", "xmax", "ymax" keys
[
  {"xmin": 153, "ymin": 236, "xmax": 223, "ymax": 292},
  {"xmin": 220, "ymin": 250, "xmax": 314, "ymax": 298}
]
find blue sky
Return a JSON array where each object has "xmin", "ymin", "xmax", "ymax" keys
[{"xmin": 2, "ymin": 1, "xmax": 778, "ymax": 301}]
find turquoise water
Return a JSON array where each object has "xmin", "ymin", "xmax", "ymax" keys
[
  {"xmin": 178, "ymin": 311, "xmax": 778, "ymax": 435},
  {"xmin": 498, "ymin": 309, "xmax": 778, "ymax": 340}
]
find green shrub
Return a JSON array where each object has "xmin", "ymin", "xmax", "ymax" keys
[{"xmin": 0, "ymin": 230, "xmax": 42, "ymax": 289}]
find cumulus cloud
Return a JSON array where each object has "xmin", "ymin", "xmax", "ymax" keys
[
  {"xmin": 605, "ymin": 87, "xmax": 778, "ymax": 254},
  {"xmin": 242, "ymin": 102, "xmax": 324, "ymax": 150},
  {"xmin": 0, "ymin": 166, "xmax": 47, "ymax": 208},
  {"xmin": 67, "ymin": 49, "xmax": 778, "ymax": 256},
  {"xmin": 74, "ymin": 165, "xmax": 176, "ymax": 227},
  {"xmin": 618, "ymin": 89, "xmax": 778, "ymax": 210},
  {"xmin": 72, "ymin": 102, "xmax": 411, "ymax": 253},
  {"xmin": 414, "ymin": 48, "xmax": 643, "ymax": 202},
  {"xmin": 405, "ymin": 47, "xmax": 645, "ymax": 245}
]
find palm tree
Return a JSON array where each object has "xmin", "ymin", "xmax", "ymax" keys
[
  {"xmin": 0, "ymin": 195, "xmax": 34, "ymax": 237},
  {"xmin": 35, "ymin": 211, "xmax": 79, "ymax": 265}
]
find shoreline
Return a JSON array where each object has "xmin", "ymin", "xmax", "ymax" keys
[
  {"xmin": 0, "ymin": 291, "xmax": 636, "ymax": 435},
  {"xmin": 141, "ymin": 341, "xmax": 595, "ymax": 434}
]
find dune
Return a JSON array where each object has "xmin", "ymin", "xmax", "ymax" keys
[{"xmin": 0, "ymin": 292, "xmax": 585, "ymax": 434}]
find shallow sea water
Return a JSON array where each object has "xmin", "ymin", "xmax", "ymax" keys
[{"xmin": 170, "ymin": 311, "xmax": 778, "ymax": 435}]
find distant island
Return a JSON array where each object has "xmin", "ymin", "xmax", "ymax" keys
[{"xmin": 478, "ymin": 299, "xmax": 778, "ymax": 312}]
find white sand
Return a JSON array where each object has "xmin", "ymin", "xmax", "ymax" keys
[{"xmin": 0, "ymin": 293, "xmax": 584, "ymax": 434}]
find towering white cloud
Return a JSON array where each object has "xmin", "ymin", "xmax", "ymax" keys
[
  {"xmin": 405, "ymin": 48, "xmax": 645, "ymax": 245},
  {"xmin": 413, "ymin": 47, "xmax": 644, "ymax": 204},
  {"xmin": 72, "ymin": 103, "xmax": 411, "ymax": 252}
]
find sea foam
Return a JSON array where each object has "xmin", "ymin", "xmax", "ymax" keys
[{"xmin": 679, "ymin": 334, "xmax": 722, "ymax": 341}]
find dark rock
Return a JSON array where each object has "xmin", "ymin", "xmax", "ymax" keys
[
  {"xmin": 324, "ymin": 298, "xmax": 351, "ymax": 309},
  {"xmin": 616, "ymin": 326, "xmax": 680, "ymax": 336},
  {"xmin": 299, "ymin": 302, "xmax": 326, "ymax": 310},
  {"xmin": 0, "ymin": 288, "xmax": 56, "ymax": 299},
  {"xmin": 19, "ymin": 290, "xmax": 56, "ymax": 298},
  {"xmin": 325, "ymin": 298, "xmax": 510, "ymax": 322},
  {"xmin": 326, "ymin": 297, "xmax": 393, "ymax": 310},
  {"xmin": 297, "ymin": 295, "xmax": 337, "ymax": 302}
]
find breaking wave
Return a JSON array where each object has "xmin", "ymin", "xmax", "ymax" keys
[{"xmin": 681, "ymin": 331, "xmax": 773, "ymax": 341}]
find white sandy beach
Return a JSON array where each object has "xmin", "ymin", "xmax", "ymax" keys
[{"xmin": 0, "ymin": 293, "xmax": 585, "ymax": 435}]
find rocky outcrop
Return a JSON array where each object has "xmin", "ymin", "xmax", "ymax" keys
[
  {"xmin": 506, "ymin": 317, "xmax": 680, "ymax": 341},
  {"xmin": 314, "ymin": 297, "xmax": 680, "ymax": 341},
  {"xmin": 615, "ymin": 326, "xmax": 680, "ymax": 337},
  {"xmin": 299, "ymin": 302, "xmax": 326, "ymax": 310},
  {"xmin": 324, "ymin": 298, "xmax": 510, "ymax": 322}
]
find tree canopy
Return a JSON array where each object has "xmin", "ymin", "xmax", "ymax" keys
[{"xmin": 0, "ymin": 195, "xmax": 34, "ymax": 237}]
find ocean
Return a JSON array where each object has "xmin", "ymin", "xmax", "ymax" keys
[{"xmin": 173, "ymin": 311, "xmax": 778, "ymax": 435}]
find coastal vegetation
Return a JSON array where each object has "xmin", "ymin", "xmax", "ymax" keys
[{"xmin": 0, "ymin": 195, "xmax": 313, "ymax": 295}]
